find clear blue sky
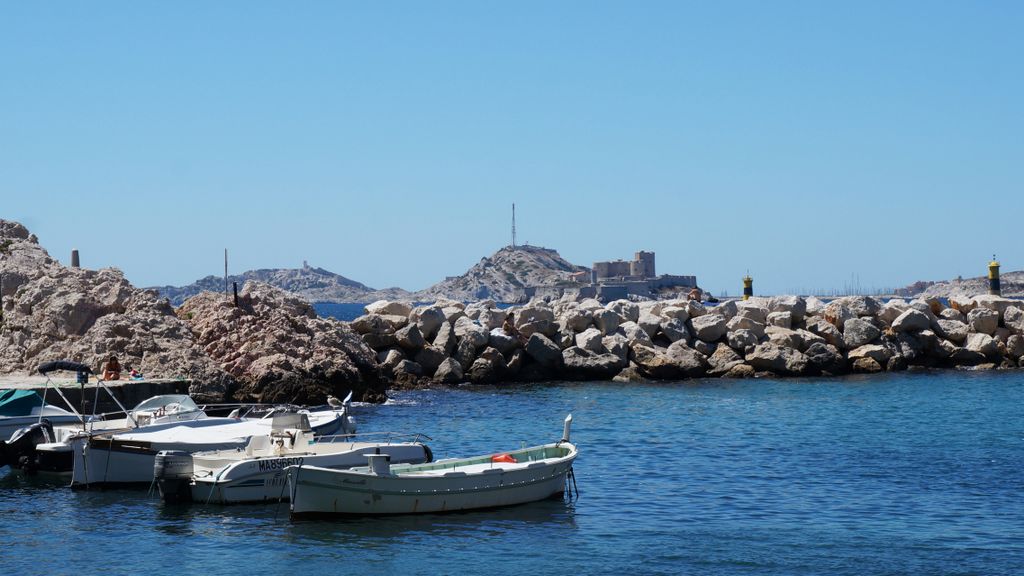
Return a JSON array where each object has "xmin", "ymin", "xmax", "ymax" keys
[{"xmin": 3, "ymin": 2, "xmax": 1021, "ymax": 296}]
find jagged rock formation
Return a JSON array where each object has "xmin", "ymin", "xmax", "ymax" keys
[
  {"xmin": 177, "ymin": 282, "xmax": 385, "ymax": 404},
  {"xmin": 413, "ymin": 245, "xmax": 588, "ymax": 303},
  {"xmin": 901, "ymin": 272, "xmax": 1024, "ymax": 300},
  {"xmin": 353, "ymin": 292, "xmax": 1024, "ymax": 386},
  {"xmin": 154, "ymin": 265, "xmax": 410, "ymax": 306},
  {"xmin": 0, "ymin": 220, "xmax": 233, "ymax": 401}
]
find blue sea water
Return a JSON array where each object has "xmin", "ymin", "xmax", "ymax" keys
[
  {"xmin": 2, "ymin": 371, "xmax": 1023, "ymax": 575},
  {"xmin": 313, "ymin": 302, "xmax": 368, "ymax": 321},
  {"xmin": 312, "ymin": 302, "xmax": 517, "ymax": 322}
]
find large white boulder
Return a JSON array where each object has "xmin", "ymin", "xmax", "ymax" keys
[
  {"xmin": 967, "ymin": 308, "xmax": 999, "ymax": 336},
  {"xmin": 972, "ymin": 295, "xmax": 1022, "ymax": 319},
  {"xmin": 660, "ymin": 305, "xmax": 690, "ymax": 323},
  {"xmin": 575, "ymin": 327, "xmax": 604, "ymax": 353},
  {"xmin": 842, "ymin": 318, "xmax": 881, "ymax": 349},
  {"xmin": 593, "ymin": 309, "xmax": 622, "ymax": 335},
  {"xmin": 561, "ymin": 308, "xmax": 592, "ymax": 333},
  {"xmin": 768, "ymin": 296, "xmax": 807, "ymax": 323},
  {"xmin": 936, "ymin": 319, "xmax": 969, "ymax": 344},
  {"xmin": 478, "ymin": 308, "xmax": 508, "ymax": 331},
  {"xmin": 1005, "ymin": 306, "xmax": 1024, "ymax": 336},
  {"xmin": 637, "ymin": 312, "xmax": 663, "ymax": 339},
  {"xmin": 847, "ymin": 344, "xmax": 892, "ymax": 365},
  {"xmin": 364, "ymin": 300, "xmax": 413, "ymax": 317},
  {"xmin": 727, "ymin": 315, "xmax": 766, "ymax": 339},
  {"xmin": 660, "ymin": 318, "xmax": 690, "ymax": 343},
  {"xmin": 727, "ymin": 329, "xmax": 759, "ymax": 351},
  {"xmin": 411, "ymin": 306, "xmax": 446, "ymax": 339},
  {"xmin": 691, "ymin": 313, "xmax": 727, "ymax": 342},
  {"xmin": 767, "ymin": 311, "xmax": 792, "ymax": 329},
  {"xmin": 606, "ymin": 300, "xmax": 640, "ymax": 323},
  {"xmin": 964, "ymin": 332, "xmax": 999, "ymax": 358},
  {"xmin": 766, "ymin": 326, "xmax": 803, "ymax": 349},
  {"xmin": 891, "ymin": 309, "xmax": 930, "ymax": 333}
]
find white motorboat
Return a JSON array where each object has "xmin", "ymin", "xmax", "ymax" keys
[
  {"xmin": 62, "ymin": 402, "xmax": 356, "ymax": 487},
  {"xmin": 3, "ymin": 360, "xmax": 358, "ymax": 482},
  {"xmin": 155, "ymin": 416, "xmax": 433, "ymax": 504},
  {"xmin": 0, "ymin": 389, "xmax": 83, "ymax": 442},
  {"xmin": 286, "ymin": 415, "xmax": 578, "ymax": 517},
  {"xmin": 11, "ymin": 392, "xmax": 235, "ymax": 474}
]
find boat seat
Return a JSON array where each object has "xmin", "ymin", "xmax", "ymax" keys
[{"xmin": 246, "ymin": 435, "xmax": 271, "ymax": 456}]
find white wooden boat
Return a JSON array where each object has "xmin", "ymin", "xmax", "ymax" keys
[
  {"xmin": 287, "ymin": 415, "xmax": 578, "ymax": 517},
  {"xmin": 156, "ymin": 422, "xmax": 433, "ymax": 504}
]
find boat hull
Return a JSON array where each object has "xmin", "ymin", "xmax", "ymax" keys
[
  {"xmin": 70, "ymin": 436, "xmax": 250, "ymax": 486},
  {"xmin": 288, "ymin": 445, "xmax": 576, "ymax": 517},
  {"xmin": 0, "ymin": 415, "xmax": 82, "ymax": 442},
  {"xmin": 190, "ymin": 444, "xmax": 431, "ymax": 504}
]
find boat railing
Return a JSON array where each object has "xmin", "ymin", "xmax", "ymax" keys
[
  {"xmin": 315, "ymin": 431, "xmax": 433, "ymax": 445},
  {"xmin": 36, "ymin": 360, "xmax": 138, "ymax": 432}
]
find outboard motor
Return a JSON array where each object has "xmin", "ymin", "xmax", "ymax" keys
[
  {"xmin": 154, "ymin": 450, "xmax": 194, "ymax": 503},
  {"xmin": 0, "ymin": 420, "xmax": 55, "ymax": 474}
]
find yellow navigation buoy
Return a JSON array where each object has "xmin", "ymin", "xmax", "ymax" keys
[{"xmin": 988, "ymin": 255, "xmax": 1001, "ymax": 296}]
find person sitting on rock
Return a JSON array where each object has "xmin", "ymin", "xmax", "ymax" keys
[
  {"xmin": 102, "ymin": 355, "xmax": 121, "ymax": 381},
  {"xmin": 503, "ymin": 312, "xmax": 525, "ymax": 344}
]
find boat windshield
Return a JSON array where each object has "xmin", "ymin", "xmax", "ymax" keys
[
  {"xmin": 271, "ymin": 412, "xmax": 312, "ymax": 432},
  {"xmin": 131, "ymin": 395, "xmax": 199, "ymax": 413}
]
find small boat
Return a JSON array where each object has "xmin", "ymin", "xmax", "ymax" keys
[
  {"xmin": 64, "ymin": 401, "xmax": 356, "ymax": 487},
  {"xmin": 1, "ymin": 361, "xmax": 359, "ymax": 482},
  {"xmin": 0, "ymin": 389, "xmax": 83, "ymax": 441},
  {"xmin": 10, "ymin": 393, "xmax": 209, "ymax": 475},
  {"xmin": 155, "ymin": 416, "xmax": 433, "ymax": 505},
  {"xmin": 286, "ymin": 415, "xmax": 578, "ymax": 517}
]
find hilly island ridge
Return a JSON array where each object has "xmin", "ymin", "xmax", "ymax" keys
[{"xmin": 151, "ymin": 246, "xmax": 1023, "ymax": 306}]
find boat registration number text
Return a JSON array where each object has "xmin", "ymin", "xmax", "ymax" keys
[{"xmin": 257, "ymin": 457, "xmax": 305, "ymax": 472}]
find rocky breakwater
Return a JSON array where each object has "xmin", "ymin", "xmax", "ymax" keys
[
  {"xmin": 351, "ymin": 293, "xmax": 1024, "ymax": 385},
  {"xmin": 0, "ymin": 220, "xmax": 232, "ymax": 401},
  {"xmin": 177, "ymin": 282, "xmax": 385, "ymax": 404}
]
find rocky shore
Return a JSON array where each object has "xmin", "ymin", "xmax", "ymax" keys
[
  {"xmin": 350, "ymin": 293, "xmax": 1024, "ymax": 385},
  {"xmin": 4, "ymin": 218, "xmax": 1023, "ymax": 406},
  {"xmin": 0, "ymin": 220, "xmax": 383, "ymax": 404}
]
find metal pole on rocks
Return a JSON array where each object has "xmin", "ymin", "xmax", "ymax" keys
[
  {"xmin": 71, "ymin": 249, "xmax": 80, "ymax": 268},
  {"xmin": 224, "ymin": 248, "xmax": 229, "ymax": 299},
  {"xmin": 233, "ymin": 282, "xmax": 239, "ymax": 307}
]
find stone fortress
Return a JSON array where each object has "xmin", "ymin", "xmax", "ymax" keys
[
  {"xmin": 525, "ymin": 250, "xmax": 699, "ymax": 302},
  {"xmin": 588, "ymin": 251, "xmax": 698, "ymax": 301}
]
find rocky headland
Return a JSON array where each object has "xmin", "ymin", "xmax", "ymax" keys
[
  {"xmin": 177, "ymin": 283, "xmax": 386, "ymax": 404},
  {"xmin": 350, "ymin": 292, "xmax": 1024, "ymax": 386},
  {"xmin": 412, "ymin": 245, "xmax": 588, "ymax": 303},
  {"xmin": 0, "ymin": 220, "xmax": 383, "ymax": 404}
]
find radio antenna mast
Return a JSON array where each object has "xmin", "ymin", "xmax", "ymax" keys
[{"xmin": 511, "ymin": 203, "xmax": 517, "ymax": 248}]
